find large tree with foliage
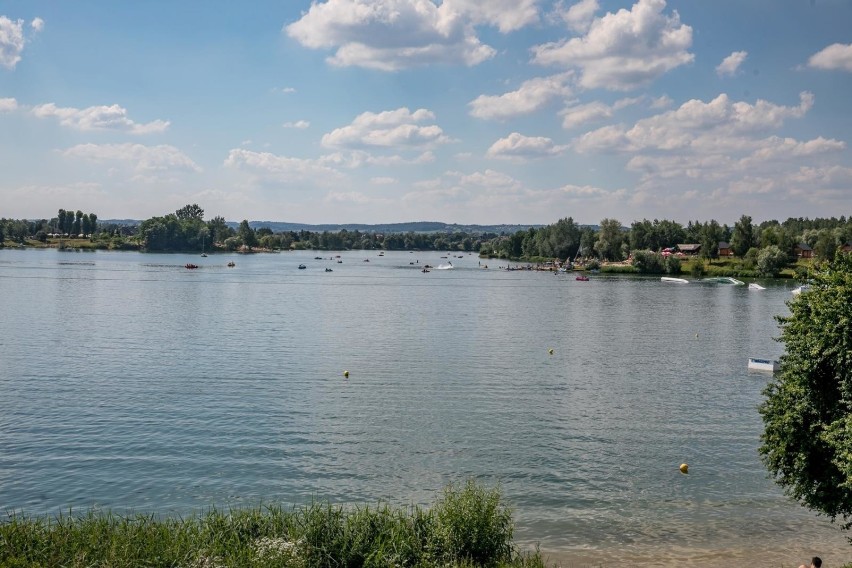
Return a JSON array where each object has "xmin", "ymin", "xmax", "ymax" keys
[
  {"xmin": 594, "ymin": 218, "xmax": 625, "ymax": 261},
  {"xmin": 730, "ymin": 214, "xmax": 755, "ymax": 257},
  {"xmin": 759, "ymin": 253, "xmax": 852, "ymax": 530},
  {"xmin": 176, "ymin": 203, "xmax": 204, "ymax": 221}
]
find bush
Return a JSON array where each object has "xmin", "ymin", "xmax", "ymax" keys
[
  {"xmin": 631, "ymin": 250, "xmax": 664, "ymax": 274},
  {"xmin": 600, "ymin": 264, "xmax": 638, "ymax": 274},
  {"xmin": 757, "ymin": 245, "xmax": 789, "ymax": 277}
]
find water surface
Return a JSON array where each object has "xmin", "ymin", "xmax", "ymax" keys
[{"xmin": 0, "ymin": 249, "xmax": 847, "ymax": 566}]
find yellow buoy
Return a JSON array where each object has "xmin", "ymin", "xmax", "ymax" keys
[
  {"xmin": 343, "ymin": 370, "xmax": 349, "ymax": 378},
  {"xmin": 679, "ymin": 463, "xmax": 689, "ymax": 474},
  {"xmin": 548, "ymin": 348, "xmax": 554, "ymax": 355}
]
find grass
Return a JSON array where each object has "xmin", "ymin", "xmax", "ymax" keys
[{"xmin": 0, "ymin": 481, "xmax": 547, "ymax": 568}]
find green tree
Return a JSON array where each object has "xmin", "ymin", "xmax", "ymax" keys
[
  {"xmin": 757, "ymin": 245, "xmax": 789, "ymax": 277},
  {"xmin": 175, "ymin": 203, "xmax": 204, "ymax": 221},
  {"xmin": 72, "ymin": 210, "xmax": 83, "ymax": 235},
  {"xmin": 759, "ymin": 253, "xmax": 852, "ymax": 530},
  {"xmin": 594, "ymin": 218, "xmax": 624, "ymax": 261},
  {"xmin": 731, "ymin": 215, "xmax": 755, "ymax": 257},
  {"xmin": 57, "ymin": 209, "xmax": 67, "ymax": 234},
  {"xmin": 699, "ymin": 220, "xmax": 723, "ymax": 260},
  {"xmin": 238, "ymin": 220, "xmax": 257, "ymax": 249}
]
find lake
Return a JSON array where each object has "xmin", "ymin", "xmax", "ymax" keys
[{"xmin": 0, "ymin": 248, "xmax": 848, "ymax": 566}]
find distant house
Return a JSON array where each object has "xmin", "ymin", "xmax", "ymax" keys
[
  {"xmin": 794, "ymin": 243, "xmax": 813, "ymax": 258},
  {"xmin": 718, "ymin": 241, "xmax": 733, "ymax": 257},
  {"xmin": 676, "ymin": 243, "xmax": 701, "ymax": 255}
]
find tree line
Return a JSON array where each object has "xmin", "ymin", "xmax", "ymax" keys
[{"xmin": 2, "ymin": 206, "xmax": 850, "ymax": 269}]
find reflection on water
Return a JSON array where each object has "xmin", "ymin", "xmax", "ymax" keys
[{"xmin": 0, "ymin": 249, "xmax": 847, "ymax": 566}]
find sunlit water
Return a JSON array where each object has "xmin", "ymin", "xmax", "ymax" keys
[{"xmin": 0, "ymin": 249, "xmax": 848, "ymax": 566}]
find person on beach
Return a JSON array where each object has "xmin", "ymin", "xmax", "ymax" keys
[{"xmin": 799, "ymin": 556, "xmax": 821, "ymax": 568}]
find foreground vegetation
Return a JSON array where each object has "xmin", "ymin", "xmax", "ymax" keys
[
  {"xmin": 0, "ymin": 481, "xmax": 546, "ymax": 568},
  {"xmin": 760, "ymin": 253, "xmax": 852, "ymax": 534}
]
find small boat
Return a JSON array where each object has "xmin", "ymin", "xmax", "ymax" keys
[
  {"xmin": 314, "ymin": 256, "xmax": 323, "ymax": 260},
  {"xmin": 298, "ymin": 264, "xmax": 306, "ymax": 269},
  {"xmin": 748, "ymin": 283, "xmax": 766, "ymax": 290},
  {"xmin": 337, "ymin": 260, "xmax": 342, "ymax": 263},
  {"xmin": 702, "ymin": 277, "xmax": 745, "ymax": 285},
  {"xmin": 227, "ymin": 261, "xmax": 235, "ymax": 267},
  {"xmin": 201, "ymin": 253, "xmax": 208, "ymax": 258},
  {"xmin": 661, "ymin": 277, "xmax": 688, "ymax": 284},
  {"xmin": 185, "ymin": 263, "xmax": 198, "ymax": 269},
  {"xmin": 748, "ymin": 358, "xmax": 780, "ymax": 372},
  {"xmin": 325, "ymin": 268, "xmax": 333, "ymax": 272},
  {"xmin": 576, "ymin": 275, "xmax": 589, "ymax": 281},
  {"xmin": 792, "ymin": 284, "xmax": 810, "ymax": 296},
  {"xmin": 421, "ymin": 268, "xmax": 430, "ymax": 273},
  {"xmin": 363, "ymin": 259, "xmax": 370, "ymax": 262}
]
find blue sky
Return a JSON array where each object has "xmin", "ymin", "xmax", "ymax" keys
[{"xmin": 1, "ymin": 0, "xmax": 851, "ymax": 225}]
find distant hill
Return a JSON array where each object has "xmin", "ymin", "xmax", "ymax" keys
[{"xmin": 101, "ymin": 219, "xmax": 543, "ymax": 234}]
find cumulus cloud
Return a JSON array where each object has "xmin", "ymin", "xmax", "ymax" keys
[
  {"xmin": 284, "ymin": 0, "xmax": 510, "ymax": 71},
  {"xmin": 63, "ymin": 143, "xmax": 201, "ymax": 175},
  {"xmin": 716, "ymin": 50, "xmax": 747, "ymax": 77},
  {"xmin": 224, "ymin": 148, "xmax": 343, "ymax": 185},
  {"xmin": 0, "ymin": 16, "xmax": 26, "ymax": 69},
  {"xmin": 571, "ymin": 91, "xmax": 846, "ymax": 209},
  {"xmin": 319, "ymin": 149, "xmax": 434, "ymax": 168},
  {"xmin": 0, "ymin": 96, "xmax": 17, "ymax": 111},
  {"xmin": 486, "ymin": 132, "xmax": 566, "ymax": 159},
  {"xmin": 560, "ymin": 97, "xmax": 639, "ymax": 129},
  {"xmin": 321, "ymin": 107, "xmax": 450, "ymax": 149},
  {"xmin": 532, "ymin": 0, "xmax": 694, "ymax": 91},
  {"xmin": 558, "ymin": 0, "xmax": 599, "ymax": 32},
  {"xmin": 30, "ymin": 17, "xmax": 44, "ymax": 32},
  {"xmin": 32, "ymin": 103, "xmax": 170, "ymax": 134},
  {"xmin": 575, "ymin": 91, "xmax": 815, "ymax": 153},
  {"xmin": 808, "ymin": 43, "xmax": 852, "ymax": 72},
  {"xmin": 468, "ymin": 73, "xmax": 572, "ymax": 120},
  {"xmin": 283, "ymin": 120, "xmax": 310, "ymax": 129}
]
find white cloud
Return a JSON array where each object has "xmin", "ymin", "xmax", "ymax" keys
[
  {"xmin": 560, "ymin": 97, "xmax": 639, "ymax": 129},
  {"xmin": 716, "ymin": 50, "xmax": 747, "ymax": 77},
  {"xmin": 570, "ymin": 91, "xmax": 847, "ymax": 210},
  {"xmin": 808, "ymin": 43, "xmax": 852, "ymax": 72},
  {"xmin": 284, "ymin": 0, "xmax": 500, "ymax": 71},
  {"xmin": 575, "ymin": 91, "xmax": 815, "ymax": 153},
  {"xmin": 468, "ymin": 73, "xmax": 572, "ymax": 120},
  {"xmin": 32, "ymin": 103, "xmax": 170, "ymax": 134},
  {"xmin": 30, "ymin": 17, "xmax": 44, "ymax": 32},
  {"xmin": 558, "ymin": 0, "xmax": 598, "ymax": 32},
  {"xmin": 370, "ymin": 176, "xmax": 397, "ymax": 184},
  {"xmin": 532, "ymin": 0, "xmax": 694, "ymax": 91},
  {"xmin": 280, "ymin": 87, "xmax": 296, "ymax": 93},
  {"xmin": 650, "ymin": 94, "xmax": 673, "ymax": 109},
  {"xmin": 443, "ymin": 0, "xmax": 540, "ymax": 33},
  {"xmin": 0, "ymin": 16, "xmax": 25, "ymax": 69},
  {"xmin": 321, "ymin": 107, "xmax": 450, "ymax": 148},
  {"xmin": 0, "ymin": 97, "xmax": 17, "ymax": 111},
  {"xmin": 283, "ymin": 120, "xmax": 310, "ymax": 129},
  {"xmin": 319, "ymin": 149, "xmax": 434, "ymax": 168},
  {"xmin": 486, "ymin": 132, "xmax": 566, "ymax": 159},
  {"xmin": 63, "ymin": 143, "xmax": 201, "ymax": 175},
  {"xmin": 224, "ymin": 148, "xmax": 343, "ymax": 185}
]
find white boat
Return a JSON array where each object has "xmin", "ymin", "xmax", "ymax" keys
[
  {"xmin": 702, "ymin": 277, "xmax": 745, "ymax": 285},
  {"xmin": 661, "ymin": 277, "xmax": 689, "ymax": 284},
  {"xmin": 748, "ymin": 357, "xmax": 780, "ymax": 372},
  {"xmin": 748, "ymin": 283, "xmax": 766, "ymax": 290},
  {"xmin": 792, "ymin": 284, "xmax": 810, "ymax": 296}
]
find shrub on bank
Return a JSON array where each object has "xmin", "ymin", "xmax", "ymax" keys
[{"xmin": 0, "ymin": 481, "xmax": 544, "ymax": 568}]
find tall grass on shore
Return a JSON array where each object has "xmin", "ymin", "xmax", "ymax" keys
[{"xmin": 1, "ymin": 481, "xmax": 545, "ymax": 567}]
